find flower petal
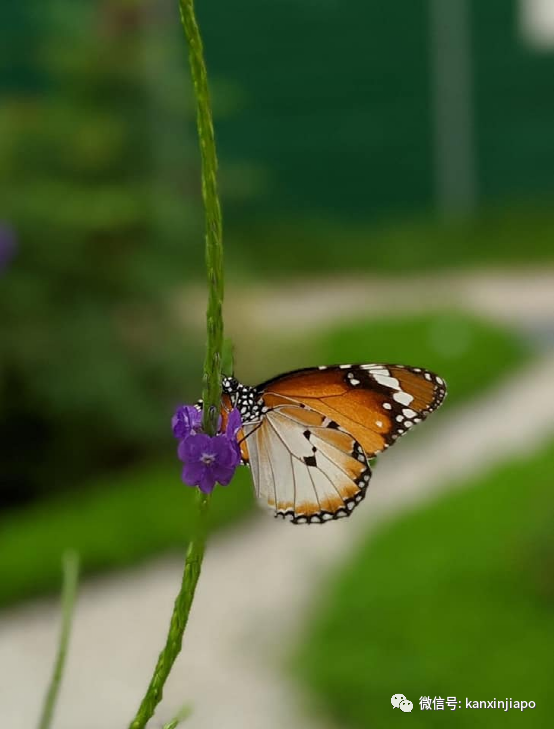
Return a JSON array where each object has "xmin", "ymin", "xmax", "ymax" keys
[
  {"xmin": 172, "ymin": 405, "xmax": 202, "ymax": 439},
  {"xmin": 182, "ymin": 460, "xmax": 205, "ymax": 487},
  {"xmin": 178, "ymin": 433, "xmax": 211, "ymax": 462},
  {"xmin": 226, "ymin": 408, "xmax": 243, "ymax": 438},
  {"xmin": 210, "ymin": 436, "xmax": 233, "ymax": 464},
  {"xmin": 212, "ymin": 463, "xmax": 236, "ymax": 486},
  {"xmin": 198, "ymin": 470, "xmax": 217, "ymax": 493}
]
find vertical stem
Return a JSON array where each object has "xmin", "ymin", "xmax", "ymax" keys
[
  {"xmin": 127, "ymin": 498, "xmax": 209, "ymax": 729},
  {"xmin": 179, "ymin": 0, "xmax": 224, "ymax": 437},
  {"xmin": 37, "ymin": 551, "xmax": 80, "ymax": 729},
  {"xmin": 127, "ymin": 2, "xmax": 223, "ymax": 727}
]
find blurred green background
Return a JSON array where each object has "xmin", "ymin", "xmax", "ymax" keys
[{"xmin": 1, "ymin": 0, "xmax": 553, "ymax": 727}]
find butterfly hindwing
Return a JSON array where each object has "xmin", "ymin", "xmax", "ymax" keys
[{"xmin": 242, "ymin": 397, "xmax": 371, "ymax": 523}]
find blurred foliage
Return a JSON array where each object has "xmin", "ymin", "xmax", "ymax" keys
[
  {"xmin": 0, "ymin": 0, "xmax": 209, "ymax": 508},
  {"xmin": 0, "ymin": 0, "xmax": 279, "ymax": 513},
  {"xmin": 0, "ymin": 311, "xmax": 528, "ymax": 607},
  {"xmin": 295, "ymin": 440, "xmax": 554, "ymax": 728},
  {"xmin": 225, "ymin": 202, "xmax": 554, "ymax": 279}
]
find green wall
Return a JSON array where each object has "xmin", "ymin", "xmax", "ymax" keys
[{"xmin": 199, "ymin": 0, "xmax": 554, "ymax": 219}]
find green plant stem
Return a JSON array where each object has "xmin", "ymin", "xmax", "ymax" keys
[
  {"xmin": 179, "ymin": 0, "xmax": 224, "ymax": 437},
  {"xmin": 37, "ymin": 551, "xmax": 79, "ymax": 729},
  {"xmin": 127, "ymin": 4, "xmax": 224, "ymax": 725},
  {"xmin": 128, "ymin": 495, "xmax": 209, "ymax": 729}
]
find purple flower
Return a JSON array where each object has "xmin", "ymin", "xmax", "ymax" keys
[
  {"xmin": 226, "ymin": 408, "xmax": 243, "ymax": 462},
  {"xmin": 173, "ymin": 404, "xmax": 243, "ymax": 493},
  {"xmin": 0, "ymin": 224, "xmax": 16, "ymax": 273},
  {"xmin": 172, "ymin": 405, "xmax": 202, "ymax": 439},
  {"xmin": 226, "ymin": 408, "xmax": 242, "ymax": 438},
  {"xmin": 178, "ymin": 432, "xmax": 241, "ymax": 493}
]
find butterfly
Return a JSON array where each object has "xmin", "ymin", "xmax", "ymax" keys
[{"xmin": 218, "ymin": 364, "xmax": 446, "ymax": 524}]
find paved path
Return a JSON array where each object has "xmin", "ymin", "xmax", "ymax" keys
[
  {"xmin": 2, "ymin": 273, "xmax": 554, "ymax": 729},
  {"xmin": 181, "ymin": 269, "xmax": 554, "ymax": 340}
]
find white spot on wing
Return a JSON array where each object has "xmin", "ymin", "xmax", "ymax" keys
[
  {"xmin": 373, "ymin": 375, "xmax": 400, "ymax": 389},
  {"xmin": 369, "ymin": 368, "xmax": 390, "ymax": 378},
  {"xmin": 393, "ymin": 390, "xmax": 414, "ymax": 406}
]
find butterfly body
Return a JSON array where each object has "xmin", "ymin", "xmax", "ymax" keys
[{"xmin": 219, "ymin": 364, "xmax": 446, "ymax": 524}]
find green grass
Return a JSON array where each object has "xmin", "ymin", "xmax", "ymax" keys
[
  {"xmin": 0, "ymin": 463, "xmax": 255, "ymax": 608},
  {"xmin": 0, "ymin": 312, "xmax": 529, "ymax": 608},
  {"xmin": 226, "ymin": 202, "xmax": 554, "ymax": 278},
  {"xmin": 295, "ymin": 441, "xmax": 554, "ymax": 729}
]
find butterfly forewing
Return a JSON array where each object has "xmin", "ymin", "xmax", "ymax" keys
[{"xmin": 259, "ymin": 364, "xmax": 446, "ymax": 457}]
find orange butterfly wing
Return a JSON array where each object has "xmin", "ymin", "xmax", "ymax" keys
[
  {"xmin": 218, "ymin": 364, "xmax": 446, "ymax": 524},
  {"xmin": 259, "ymin": 364, "xmax": 446, "ymax": 458}
]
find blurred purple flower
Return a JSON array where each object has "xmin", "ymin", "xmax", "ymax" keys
[
  {"xmin": 172, "ymin": 405, "xmax": 202, "ymax": 439},
  {"xmin": 178, "ymin": 432, "xmax": 241, "ymax": 493},
  {"xmin": 0, "ymin": 224, "xmax": 16, "ymax": 272}
]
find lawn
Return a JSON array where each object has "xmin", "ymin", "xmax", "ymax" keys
[
  {"xmin": 226, "ymin": 202, "xmax": 554, "ymax": 278},
  {"xmin": 294, "ymin": 441, "xmax": 554, "ymax": 728},
  {"xmin": 0, "ymin": 462, "xmax": 254, "ymax": 607},
  {"xmin": 0, "ymin": 311, "xmax": 529, "ymax": 607}
]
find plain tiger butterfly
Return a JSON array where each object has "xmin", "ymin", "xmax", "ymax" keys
[{"xmin": 215, "ymin": 363, "xmax": 447, "ymax": 524}]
